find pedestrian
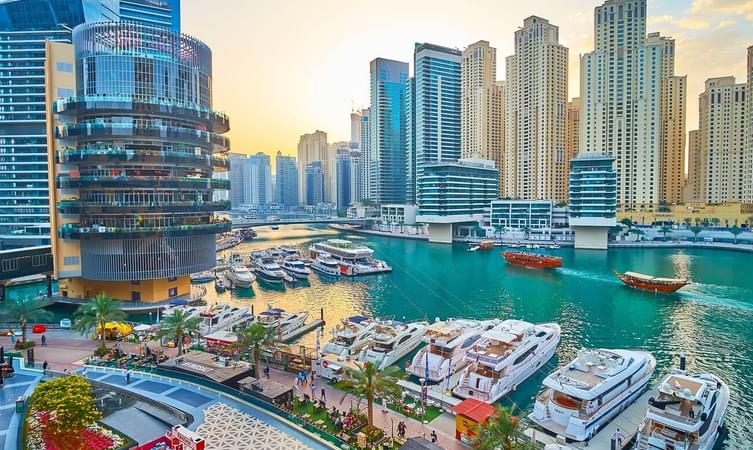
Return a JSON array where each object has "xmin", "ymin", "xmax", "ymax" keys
[
  {"xmin": 311, "ymin": 381, "xmax": 317, "ymax": 400},
  {"xmin": 430, "ymin": 430, "xmax": 437, "ymax": 444},
  {"xmin": 125, "ymin": 369, "xmax": 131, "ymax": 385},
  {"xmin": 613, "ymin": 428, "xmax": 625, "ymax": 447},
  {"xmin": 264, "ymin": 365, "xmax": 270, "ymax": 378},
  {"xmin": 10, "ymin": 330, "xmax": 15, "ymax": 344},
  {"xmin": 321, "ymin": 387, "xmax": 326, "ymax": 401},
  {"xmin": 41, "ymin": 334, "xmax": 47, "ymax": 346},
  {"xmin": 63, "ymin": 368, "xmax": 69, "ymax": 374},
  {"xmin": 42, "ymin": 360, "xmax": 48, "ymax": 370}
]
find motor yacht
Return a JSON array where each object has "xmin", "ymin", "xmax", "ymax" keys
[
  {"xmin": 199, "ymin": 304, "xmax": 251, "ymax": 335},
  {"xmin": 281, "ymin": 256, "xmax": 310, "ymax": 279},
  {"xmin": 255, "ymin": 305, "xmax": 309, "ymax": 341},
  {"xmin": 280, "ymin": 246, "xmax": 300, "ymax": 256},
  {"xmin": 453, "ymin": 320, "xmax": 561, "ymax": 403},
  {"xmin": 266, "ymin": 247, "xmax": 287, "ymax": 261},
  {"xmin": 358, "ymin": 318, "xmax": 427, "ymax": 370},
  {"xmin": 254, "ymin": 256, "xmax": 286, "ymax": 284},
  {"xmin": 529, "ymin": 348, "xmax": 656, "ymax": 442},
  {"xmin": 408, "ymin": 318, "xmax": 499, "ymax": 382},
  {"xmin": 322, "ymin": 315, "xmax": 375, "ymax": 359},
  {"xmin": 636, "ymin": 359, "xmax": 729, "ymax": 450},
  {"xmin": 311, "ymin": 252, "xmax": 341, "ymax": 277},
  {"xmin": 227, "ymin": 265, "xmax": 255, "ymax": 288},
  {"xmin": 309, "ymin": 239, "xmax": 391, "ymax": 276},
  {"xmin": 162, "ymin": 304, "xmax": 205, "ymax": 320},
  {"xmin": 190, "ymin": 272, "xmax": 215, "ymax": 283}
]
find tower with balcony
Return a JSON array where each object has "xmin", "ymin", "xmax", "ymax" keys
[{"xmin": 568, "ymin": 154, "xmax": 616, "ymax": 249}]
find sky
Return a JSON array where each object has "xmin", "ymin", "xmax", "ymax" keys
[{"xmin": 182, "ymin": 0, "xmax": 753, "ymax": 161}]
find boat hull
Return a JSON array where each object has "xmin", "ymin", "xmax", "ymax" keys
[
  {"xmin": 616, "ymin": 274, "xmax": 687, "ymax": 293},
  {"xmin": 502, "ymin": 252, "xmax": 562, "ymax": 269}
]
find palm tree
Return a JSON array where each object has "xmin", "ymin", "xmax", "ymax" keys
[
  {"xmin": 0, "ymin": 297, "xmax": 52, "ymax": 343},
  {"xmin": 620, "ymin": 218, "xmax": 634, "ymax": 230},
  {"xmin": 73, "ymin": 293, "xmax": 127, "ymax": 350},
  {"xmin": 659, "ymin": 225, "xmax": 672, "ymax": 240},
  {"xmin": 473, "ymin": 406, "xmax": 536, "ymax": 450},
  {"xmin": 156, "ymin": 308, "xmax": 202, "ymax": 355},
  {"xmin": 493, "ymin": 224, "xmax": 504, "ymax": 239},
  {"xmin": 630, "ymin": 228, "xmax": 644, "ymax": 241},
  {"xmin": 682, "ymin": 217, "xmax": 692, "ymax": 228},
  {"xmin": 730, "ymin": 225, "xmax": 743, "ymax": 244},
  {"xmin": 236, "ymin": 322, "xmax": 274, "ymax": 376},
  {"xmin": 689, "ymin": 225, "xmax": 703, "ymax": 242},
  {"xmin": 336, "ymin": 361, "xmax": 403, "ymax": 429}
]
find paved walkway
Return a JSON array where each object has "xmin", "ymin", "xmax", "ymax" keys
[{"xmin": 0, "ymin": 359, "xmax": 43, "ymax": 450}]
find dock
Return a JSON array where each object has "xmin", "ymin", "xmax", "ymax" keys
[
  {"xmin": 282, "ymin": 319, "xmax": 324, "ymax": 343},
  {"xmin": 524, "ymin": 387, "xmax": 657, "ymax": 449},
  {"xmin": 398, "ymin": 369, "xmax": 464, "ymax": 411}
]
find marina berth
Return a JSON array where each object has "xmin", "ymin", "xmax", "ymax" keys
[
  {"xmin": 358, "ymin": 318, "xmax": 427, "ymax": 370},
  {"xmin": 309, "ymin": 239, "xmax": 392, "ymax": 276},
  {"xmin": 322, "ymin": 315, "xmax": 375, "ymax": 358},
  {"xmin": 255, "ymin": 305, "xmax": 309, "ymax": 341},
  {"xmin": 310, "ymin": 252, "xmax": 341, "ymax": 277},
  {"xmin": 636, "ymin": 366, "xmax": 729, "ymax": 450},
  {"xmin": 281, "ymin": 256, "xmax": 311, "ymax": 279},
  {"xmin": 254, "ymin": 255, "xmax": 287, "ymax": 284},
  {"xmin": 198, "ymin": 304, "xmax": 251, "ymax": 335},
  {"xmin": 408, "ymin": 318, "xmax": 499, "ymax": 382},
  {"xmin": 530, "ymin": 348, "xmax": 656, "ymax": 442},
  {"xmin": 453, "ymin": 320, "xmax": 561, "ymax": 403},
  {"xmin": 227, "ymin": 264, "xmax": 255, "ymax": 288},
  {"xmin": 615, "ymin": 271, "xmax": 689, "ymax": 293}
]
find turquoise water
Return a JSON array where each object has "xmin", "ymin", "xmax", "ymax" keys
[{"xmin": 15, "ymin": 224, "xmax": 753, "ymax": 448}]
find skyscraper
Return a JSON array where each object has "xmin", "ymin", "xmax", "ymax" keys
[
  {"xmin": 0, "ymin": 0, "xmax": 118, "ymax": 250},
  {"xmin": 228, "ymin": 153, "xmax": 247, "ymax": 208},
  {"xmin": 275, "ymin": 152, "xmax": 299, "ymax": 208},
  {"xmin": 581, "ymin": 0, "xmax": 686, "ymax": 210},
  {"xmin": 461, "ymin": 40, "xmax": 504, "ymax": 178},
  {"xmin": 405, "ymin": 77, "xmax": 416, "ymax": 204},
  {"xmin": 350, "ymin": 111, "xmax": 361, "ymax": 148},
  {"xmin": 359, "ymin": 108, "xmax": 371, "ymax": 201},
  {"xmin": 745, "ymin": 46, "xmax": 753, "ymax": 204},
  {"xmin": 335, "ymin": 148, "xmax": 352, "ymax": 212},
  {"xmin": 660, "ymin": 74, "xmax": 687, "ymax": 204},
  {"xmin": 566, "ymin": 98, "xmax": 581, "ymax": 160},
  {"xmin": 685, "ymin": 130, "xmax": 702, "ymax": 203},
  {"xmin": 369, "ymin": 58, "xmax": 408, "ymax": 204},
  {"xmin": 305, "ymin": 161, "xmax": 325, "ymax": 206},
  {"xmin": 119, "ymin": 0, "xmax": 180, "ymax": 31},
  {"xmin": 328, "ymin": 141, "xmax": 349, "ymax": 204},
  {"xmin": 246, "ymin": 152, "xmax": 273, "ymax": 206},
  {"xmin": 505, "ymin": 16, "xmax": 569, "ymax": 202},
  {"xmin": 697, "ymin": 77, "xmax": 747, "ymax": 203},
  {"xmin": 297, "ymin": 130, "xmax": 328, "ymax": 205},
  {"xmin": 50, "ymin": 21, "xmax": 229, "ymax": 303}
]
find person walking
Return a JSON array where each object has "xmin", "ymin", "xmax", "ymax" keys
[
  {"xmin": 430, "ymin": 430, "xmax": 437, "ymax": 444},
  {"xmin": 311, "ymin": 381, "xmax": 317, "ymax": 400},
  {"xmin": 613, "ymin": 428, "xmax": 625, "ymax": 447},
  {"xmin": 42, "ymin": 360, "xmax": 48, "ymax": 371},
  {"xmin": 41, "ymin": 334, "xmax": 47, "ymax": 346},
  {"xmin": 263, "ymin": 365, "xmax": 270, "ymax": 378},
  {"xmin": 125, "ymin": 369, "xmax": 131, "ymax": 385},
  {"xmin": 320, "ymin": 387, "xmax": 326, "ymax": 401}
]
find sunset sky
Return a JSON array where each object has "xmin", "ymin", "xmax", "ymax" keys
[{"xmin": 183, "ymin": 0, "xmax": 753, "ymax": 161}]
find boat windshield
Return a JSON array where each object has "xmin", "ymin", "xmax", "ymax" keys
[
  {"xmin": 373, "ymin": 342, "xmax": 394, "ymax": 352},
  {"xmin": 334, "ymin": 335, "xmax": 356, "ymax": 346},
  {"xmin": 642, "ymin": 421, "xmax": 691, "ymax": 445},
  {"xmin": 429, "ymin": 344, "xmax": 453, "ymax": 358}
]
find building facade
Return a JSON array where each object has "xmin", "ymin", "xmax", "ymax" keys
[
  {"xmin": 745, "ymin": 46, "xmax": 753, "ymax": 204},
  {"xmin": 685, "ymin": 130, "xmax": 702, "ymax": 203},
  {"xmin": 380, "ymin": 204, "xmax": 417, "ymax": 226},
  {"xmin": 297, "ymin": 130, "xmax": 328, "ymax": 205},
  {"xmin": 119, "ymin": 0, "xmax": 180, "ymax": 31},
  {"xmin": 245, "ymin": 152, "xmax": 273, "ymax": 207},
  {"xmin": 335, "ymin": 147, "xmax": 352, "ymax": 212},
  {"xmin": 369, "ymin": 58, "xmax": 408, "ymax": 204},
  {"xmin": 405, "ymin": 77, "xmax": 416, "ymax": 204},
  {"xmin": 660, "ymin": 74, "xmax": 686, "ymax": 204},
  {"xmin": 489, "ymin": 200, "xmax": 555, "ymax": 231},
  {"xmin": 568, "ymin": 154, "xmax": 616, "ymax": 249},
  {"xmin": 305, "ymin": 161, "xmax": 325, "ymax": 206},
  {"xmin": 275, "ymin": 151, "xmax": 298, "ymax": 208},
  {"xmin": 228, "ymin": 153, "xmax": 246, "ymax": 208},
  {"xmin": 505, "ymin": 16, "xmax": 569, "ymax": 202},
  {"xmin": 50, "ymin": 21, "xmax": 230, "ymax": 302},
  {"xmin": 358, "ymin": 108, "xmax": 370, "ymax": 201},
  {"xmin": 566, "ymin": 97, "xmax": 581, "ymax": 161}
]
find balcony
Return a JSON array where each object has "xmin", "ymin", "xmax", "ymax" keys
[
  {"xmin": 56, "ymin": 175, "xmax": 230, "ymax": 190},
  {"xmin": 58, "ymin": 200, "xmax": 231, "ymax": 214},
  {"xmin": 54, "ymin": 96, "xmax": 230, "ymax": 133},
  {"xmin": 56, "ymin": 123, "xmax": 230, "ymax": 152},
  {"xmin": 56, "ymin": 148, "xmax": 229, "ymax": 171},
  {"xmin": 59, "ymin": 220, "xmax": 231, "ymax": 240}
]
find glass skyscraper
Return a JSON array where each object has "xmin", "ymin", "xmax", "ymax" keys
[
  {"xmin": 275, "ymin": 151, "xmax": 298, "ymax": 208},
  {"xmin": 368, "ymin": 57, "xmax": 408, "ymax": 205},
  {"xmin": 305, "ymin": 161, "xmax": 324, "ymax": 206},
  {"xmin": 0, "ymin": 0, "xmax": 118, "ymax": 250},
  {"xmin": 119, "ymin": 0, "xmax": 180, "ymax": 31},
  {"xmin": 245, "ymin": 152, "xmax": 273, "ymax": 207}
]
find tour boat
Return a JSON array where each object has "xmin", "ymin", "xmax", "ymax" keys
[
  {"xmin": 311, "ymin": 252, "xmax": 341, "ymax": 277},
  {"xmin": 479, "ymin": 240, "xmax": 494, "ymax": 250},
  {"xmin": 615, "ymin": 271, "xmax": 689, "ymax": 293},
  {"xmin": 322, "ymin": 315, "xmax": 375, "ymax": 358},
  {"xmin": 227, "ymin": 265, "xmax": 255, "ymax": 288},
  {"xmin": 254, "ymin": 256, "xmax": 286, "ymax": 284},
  {"xmin": 309, "ymin": 239, "xmax": 391, "ymax": 276},
  {"xmin": 199, "ymin": 304, "xmax": 251, "ymax": 335},
  {"xmin": 358, "ymin": 318, "xmax": 428, "ymax": 370},
  {"xmin": 255, "ymin": 305, "xmax": 309, "ymax": 341},
  {"xmin": 281, "ymin": 256, "xmax": 310, "ymax": 279},
  {"xmin": 190, "ymin": 272, "xmax": 215, "ymax": 283},
  {"xmin": 636, "ymin": 361, "xmax": 729, "ymax": 450},
  {"xmin": 502, "ymin": 251, "xmax": 563, "ymax": 269},
  {"xmin": 408, "ymin": 318, "xmax": 499, "ymax": 382},
  {"xmin": 453, "ymin": 320, "xmax": 561, "ymax": 403},
  {"xmin": 530, "ymin": 348, "xmax": 657, "ymax": 442}
]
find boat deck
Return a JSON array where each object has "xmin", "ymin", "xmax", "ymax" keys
[
  {"xmin": 398, "ymin": 370, "xmax": 464, "ymax": 411},
  {"xmin": 525, "ymin": 387, "xmax": 657, "ymax": 449}
]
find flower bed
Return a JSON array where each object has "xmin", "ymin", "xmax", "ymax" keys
[{"xmin": 26, "ymin": 412, "xmax": 125, "ymax": 450}]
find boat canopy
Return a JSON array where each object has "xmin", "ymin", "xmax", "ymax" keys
[
  {"xmin": 624, "ymin": 271, "xmax": 685, "ymax": 284},
  {"xmin": 348, "ymin": 315, "xmax": 369, "ymax": 324},
  {"xmin": 481, "ymin": 329, "xmax": 517, "ymax": 343}
]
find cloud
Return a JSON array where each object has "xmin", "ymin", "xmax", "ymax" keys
[
  {"xmin": 649, "ymin": 15, "xmax": 710, "ymax": 30},
  {"xmin": 716, "ymin": 19, "xmax": 737, "ymax": 30},
  {"xmin": 690, "ymin": 0, "xmax": 753, "ymax": 21}
]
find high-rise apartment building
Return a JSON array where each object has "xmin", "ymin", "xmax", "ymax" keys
[
  {"xmin": 50, "ymin": 21, "xmax": 229, "ymax": 303},
  {"xmin": 348, "ymin": 149, "xmax": 364, "ymax": 207},
  {"xmin": 568, "ymin": 154, "xmax": 616, "ymax": 250},
  {"xmin": 369, "ymin": 58, "xmax": 408, "ymax": 204},
  {"xmin": 504, "ymin": 16, "xmax": 569, "ymax": 202},
  {"xmin": 275, "ymin": 152, "xmax": 298, "ymax": 208},
  {"xmin": 685, "ymin": 130, "xmax": 702, "ymax": 203},
  {"xmin": 305, "ymin": 161, "xmax": 325, "ymax": 206},
  {"xmin": 566, "ymin": 98, "xmax": 581, "ymax": 160},
  {"xmin": 328, "ymin": 141, "xmax": 349, "ymax": 204},
  {"xmin": 697, "ymin": 77, "xmax": 747, "ymax": 203},
  {"xmin": 405, "ymin": 77, "xmax": 416, "ymax": 204},
  {"xmin": 228, "ymin": 153, "xmax": 247, "ymax": 208},
  {"xmin": 246, "ymin": 152, "xmax": 273, "ymax": 206},
  {"xmin": 0, "ymin": 0, "xmax": 119, "ymax": 250},
  {"xmin": 335, "ymin": 147, "xmax": 352, "ymax": 212},
  {"xmin": 350, "ymin": 111, "xmax": 361, "ymax": 148},
  {"xmin": 358, "ymin": 108, "xmax": 370, "ymax": 201},
  {"xmin": 461, "ymin": 40, "xmax": 504, "ymax": 181},
  {"xmin": 297, "ymin": 130, "xmax": 328, "ymax": 205},
  {"xmin": 581, "ymin": 0, "xmax": 686, "ymax": 210},
  {"xmin": 660, "ymin": 74, "xmax": 687, "ymax": 204},
  {"xmin": 745, "ymin": 46, "xmax": 753, "ymax": 204},
  {"xmin": 119, "ymin": 0, "xmax": 180, "ymax": 31}
]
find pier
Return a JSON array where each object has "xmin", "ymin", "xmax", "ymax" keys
[
  {"xmin": 524, "ymin": 387, "xmax": 657, "ymax": 449},
  {"xmin": 398, "ymin": 369, "xmax": 464, "ymax": 411}
]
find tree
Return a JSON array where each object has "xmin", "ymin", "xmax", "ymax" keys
[
  {"xmin": 630, "ymin": 227, "xmax": 644, "ymax": 241},
  {"xmin": 730, "ymin": 225, "xmax": 743, "ymax": 244},
  {"xmin": 620, "ymin": 218, "xmax": 634, "ymax": 229},
  {"xmin": 336, "ymin": 361, "xmax": 403, "ymax": 429},
  {"xmin": 473, "ymin": 406, "xmax": 537, "ymax": 450},
  {"xmin": 28, "ymin": 375, "xmax": 101, "ymax": 449},
  {"xmin": 360, "ymin": 198, "xmax": 374, "ymax": 207},
  {"xmin": 690, "ymin": 225, "xmax": 704, "ymax": 242},
  {"xmin": 493, "ymin": 224, "xmax": 504, "ymax": 239},
  {"xmin": 522, "ymin": 226, "xmax": 532, "ymax": 240},
  {"xmin": 682, "ymin": 217, "xmax": 692, "ymax": 228},
  {"xmin": 0, "ymin": 297, "xmax": 52, "ymax": 343},
  {"xmin": 73, "ymin": 293, "xmax": 127, "ymax": 350},
  {"xmin": 659, "ymin": 225, "xmax": 672, "ymax": 240},
  {"xmin": 236, "ymin": 322, "xmax": 274, "ymax": 376},
  {"xmin": 710, "ymin": 217, "xmax": 720, "ymax": 227},
  {"xmin": 156, "ymin": 308, "xmax": 202, "ymax": 355}
]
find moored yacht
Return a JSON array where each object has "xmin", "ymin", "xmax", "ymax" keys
[
  {"xmin": 453, "ymin": 320, "xmax": 561, "ymax": 403},
  {"xmin": 322, "ymin": 315, "xmax": 375, "ymax": 358},
  {"xmin": 408, "ymin": 318, "xmax": 499, "ymax": 382},
  {"xmin": 530, "ymin": 348, "xmax": 656, "ymax": 442},
  {"xmin": 309, "ymin": 239, "xmax": 391, "ymax": 276},
  {"xmin": 227, "ymin": 265, "xmax": 255, "ymax": 288},
  {"xmin": 311, "ymin": 252, "xmax": 341, "ymax": 277},
  {"xmin": 254, "ymin": 305, "xmax": 309, "ymax": 341},
  {"xmin": 636, "ymin": 360, "xmax": 729, "ymax": 450},
  {"xmin": 254, "ymin": 256, "xmax": 286, "ymax": 284},
  {"xmin": 358, "ymin": 318, "xmax": 427, "ymax": 370},
  {"xmin": 266, "ymin": 247, "xmax": 286, "ymax": 261},
  {"xmin": 199, "ymin": 304, "xmax": 251, "ymax": 335},
  {"xmin": 281, "ymin": 256, "xmax": 310, "ymax": 279},
  {"xmin": 190, "ymin": 271, "xmax": 215, "ymax": 283}
]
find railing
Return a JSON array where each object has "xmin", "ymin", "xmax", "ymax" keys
[
  {"xmin": 59, "ymin": 221, "xmax": 231, "ymax": 239},
  {"xmin": 56, "ymin": 175, "xmax": 230, "ymax": 190},
  {"xmin": 57, "ymin": 148, "xmax": 229, "ymax": 169},
  {"xmin": 56, "ymin": 123, "xmax": 230, "ymax": 150},
  {"xmin": 58, "ymin": 200, "xmax": 231, "ymax": 214}
]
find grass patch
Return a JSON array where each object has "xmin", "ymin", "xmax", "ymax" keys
[
  {"xmin": 291, "ymin": 399, "xmax": 338, "ymax": 434},
  {"xmin": 327, "ymin": 380, "xmax": 443, "ymax": 423}
]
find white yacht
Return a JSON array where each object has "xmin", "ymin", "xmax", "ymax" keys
[
  {"xmin": 280, "ymin": 246, "xmax": 300, "ymax": 256},
  {"xmin": 453, "ymin": 320, "xmax": 561, "ymax": 403},
  {"xmin": 530, "ymin": 348, "xmax": 656, "ymax": 442},
  {"xmin": 198, "ymin": 304, "xmax": 251, "ymax": 335},
  {"xmin": 408, "ymin": 318, "xmax": 499, "ymax": 382},
  {"xmin": 255, "ymin": 305, "xmax": 309, "ymax": 341},
  {"xmin": 190, "ymin": 271, "xmax": 215, "ymax": 283},
  {"xmin": 227, "ymin": 265, "xmax": 255, "ymax": 288},
  {"xmin": 162, "ymin": 304, "xmax": 205, "ymax": 320},
  {"xmin": 636, "ymin": 364, "xmax": 729, "ymax": 450},
  {"xmin": 358, "ymin": 318, "xmax": 427, "ymax": 370},
  {"xmin": 309, "ymin": 239, "xmax": 391, "ymax": 276},
  {"xmin": 266, "ymin": 247, "xmax": 287, "ymax": 261},
  {"xmin": 254, "ymin": 256, "xmax": 286, "ymax": 284},
  {"xmin": 281, "ymin": 256, "xmax": 310, "ymax": 279},
  {"xmin": 322, "ymin": 315, "xmax": 375, "ymax": 359},
  {"xmin": 311, "ymin": 252, "xmax": 341, "ymax": 277}
]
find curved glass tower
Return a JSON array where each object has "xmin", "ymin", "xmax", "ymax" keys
[{"xmin": 51, "ymin": 22, "xmax": 229, "ymax": 301}]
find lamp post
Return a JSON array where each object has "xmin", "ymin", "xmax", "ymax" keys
[{"xmin": 419, "ymin": 377, "xmax": 426, "ymax": 425}]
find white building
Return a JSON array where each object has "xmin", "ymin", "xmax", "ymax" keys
[
  {"xmin": 744, "ymin": 46, "xmax": 753, "ymax": 204},
  {"xmin": 380, "ymin": 204, "xmax": 417, "ymax": 226},
  {"xmin": 568, "ymin": 154, "xmax": 617, "ymax": 249},
  {"xmin": 489, "ymin": 200, "xmax": 556, "ymax": 230},
  {"xmin": 297, "ymin": 130, "xmax": 329, "ymax": 205}
]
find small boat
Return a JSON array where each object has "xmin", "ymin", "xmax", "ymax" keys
[
  {"xmin": 270, "ymin": 224, "xmax": 280, "ymax": 230},
  {"xmin": 281, "ymin": 256, "xmax": 310, "ymax": 279},
  {"xmin": 615, "ymin": 271, "xmax": 689, "ymax": 293},
  {"xmin": 502, "ymin": 251, "xmax": 562, "ymax": 269},
  {"xmin": 254, "ymin": 256, "xmax": 286, "ymax": 284},
  {"xmin": 479, "ymin": 240, "xmax": 494, "ymax": 250},
  {"xmin": 467, "ymin": 243, "xmax": 480, "ymax": 252},
  {"xmin": 279, "ymin": 246, "xmax": 300, "ymax": 256},
  {"xmin": 214, "ymin": 278, "xmax": 226, "ymax": 292},
  {"xmin": 190, "ymin": 271, "xmax": 215, "ymax": 284},
  {"xmin": 227, "ymin": 265, "xmax": 256, "ymax": 288},
  {"xmin": 266, "ymin": 247, "xmax": 287, "ymax": 261},
  {"xmin": 230, "ymin": 252, "xmax": 245, "ymax": 265},
  {"xmin": 255, "ymin": 305, "xmax": 309, "ymax": 341},
  {"xmin": 311, "ymin": 252, "xmax": 341, "ymax": 277},
  {"xmin": 548, "ymin": 243, "xmax": 561, "ymax": 249},
  {"xmin": 322, "ymin": 315, "xmax": 375, "ymax": 358}
]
